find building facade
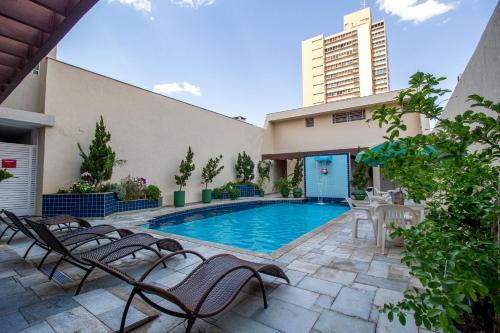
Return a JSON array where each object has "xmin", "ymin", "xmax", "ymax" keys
[{"xmin": 302, "ymin": 8, "xmax": 390, "ymax": 107}]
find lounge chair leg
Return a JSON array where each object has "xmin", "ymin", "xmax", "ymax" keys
[
  {"xmin": 38, "ymin": 250, "xmax": 52, "ymax": 269},
  {"xmin": 255, "ymin": 274, "xmax": 268, "ymax": 309},
  {"xmin": 120, "ymin": 288, "xmax": 136, "ymax": 333},
  {"xmin": 7, "ymin": 230, "xmax": 19, "ymax": 244},
  {"xmin": 24, "ymin": 241, "xmax": 37, "ymax": 258},
  {"xmin": 0, "ymin": 226, "xmax": 10, "ymax": 240},
  {"xmin": 186, "ymin": 317, "xmax": 196, "ymax": 333},
  {"xmin": 75, "ymin": 267, "xmax": 94, "ymax": 296},
  {"xmin": 49, "ymin": 257, "xmax": 64, "ymax": 280}
]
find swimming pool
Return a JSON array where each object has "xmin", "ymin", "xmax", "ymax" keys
[{"xmin": 144, "ymin": 201, "xmax": 348, "ymax": 253}]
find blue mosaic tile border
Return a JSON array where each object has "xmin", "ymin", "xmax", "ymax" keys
[
  {"xmin": 42, "ymin": 192, "xmax": 160, "ymax": 218},
  {"xmin": 212, "ymin": 184, "xmax": 257, "ymax": 199}
]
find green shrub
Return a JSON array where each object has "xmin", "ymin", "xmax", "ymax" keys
[
  {"xmin": 235, "ymin": 151, "xmax": 255, "ymax": 183},
  {"xmin": 201, "ymin": 155, "xmax": 224, "ymax": 189},
  {"xmin": 70, "ymin": 180, "xmax": 94, "ymax": 193},
  {"xmin": 175, "ymin": 146, "xmax": 195, "ymax": 191},
  {"xmin": 256, "ymin": 160, "xmax": 272, "ymax": 191},
  {"xmin": 368, "ymin": 72, "xmax": 500, "ymax": 333},
  {"xmin": 77, "ymin": 116, "xmax": 118, "ymax": 190},
  {"xmin": 145, "ymin": 185, "xmax": 161, "ymax": 201},
  {"xmin": 213, "ymin": 187, "xmax": 224, "ymax": 199},
  {"xmin": 226, "ymin": 183, "xmax": 240, "ymax": 200},
  {"xmin": 119, "ymin": 175, "xmax": 146, "ymax": 201},
  {"xmin": 273, "ymin": 177, "xmax": 291, "ymax": 192}
]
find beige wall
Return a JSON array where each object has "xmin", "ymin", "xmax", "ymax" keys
[
  {"xmin": 42, "ymin": 59, "xmax": 265, "ymax": 204},
  {"xmin": 264, "ymin": 106, "xmax": 422, "ymax": 154},
  {"xmin": 1, "ymin": 49, "xmax": 56, "ymax": 113}
]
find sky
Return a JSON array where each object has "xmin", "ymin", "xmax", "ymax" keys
[{"xmin": 57, "ymin": 0, "xmax": 498, "ymax": 126}]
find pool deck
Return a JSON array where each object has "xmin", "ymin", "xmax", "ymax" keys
[{"xmin": 0, "ymin": 197, "xmax": 432, "ymax": 333}]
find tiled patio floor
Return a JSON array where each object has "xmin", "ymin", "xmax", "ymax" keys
[{"xmin": 0, "ymin": 199, "xmax": 431, "ymax": 333}]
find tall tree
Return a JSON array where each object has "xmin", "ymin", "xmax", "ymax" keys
[{"xmin": 77, "ymin": 116, "xmax": 116, "ymax": 190}]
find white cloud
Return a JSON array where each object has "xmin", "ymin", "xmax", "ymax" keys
[
  {"xmin": 170, "ymin": 0, "xmax": 216, "ymax": 9},
  {"xmin": 108, "ymin": 0, "xmax": 152, "ymax": 13},
  {"xmin": 153, "ymin": 82, "xmax": 202, "ymax": 96},
  {"xmin": 377, "ymin": 0, "xmax": 457, "ymax": 23}
]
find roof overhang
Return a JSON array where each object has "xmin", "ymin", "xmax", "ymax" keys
[
  {"xmin": 262, "ymin": 147, "xmax": 367, "ymax": 161},
  {"xmin": 266, "ymin": 90, "xmax": 402, "ymax": 123},
  {"xmin": 0, "ymin": 0, "xmax": 99, "ymax": 104},
  {"xmin": 0, "ymin": 106, "xmax": 55, "ymax": 128}
]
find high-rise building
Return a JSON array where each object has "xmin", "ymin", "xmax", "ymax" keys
[{"xmin": 302, "ymin": 8, "xmax": 390, "ymax": 106}]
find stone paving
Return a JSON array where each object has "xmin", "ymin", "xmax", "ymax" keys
[{"xmin": 0, "ymin": 199, "xmax": 432, "ymax": 333}]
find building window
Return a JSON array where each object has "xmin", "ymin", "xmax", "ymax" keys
[
  {"xmin": 32, "ymin": 64, "xmax": 40, "ymax": 75},
  {"xmin": 305, "ymin": 117, "xmax": 314, "ymax": 127},
  {"xmin": 332, "ymin": 109, "xmax": 366, "ymax": 123}
]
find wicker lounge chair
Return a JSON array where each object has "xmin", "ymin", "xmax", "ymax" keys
[
  {"xmin": 3, "ymin": 210, "xmax": 127, "ymax": 268},
  {"xmin": 25, "ymin": 219, "xmax": 184, "ymax": 295},
  {"xmin": 86, "ymin": 250, "xmax": 290, "ymax": 333},
  {"xmin": 0, "ymin": 210, "xmax": 43, "ymax": 243}
]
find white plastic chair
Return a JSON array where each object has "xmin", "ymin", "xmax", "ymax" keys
[
  {"xmin": 366, "ymin": 189, "xmax": 391, "ymax": 205},
  {"xmin": 346, "ymin": 198, "xmax": 378, "ymax": 241},
  {"xmin": 375, "ymin": 204, "xmax": 419, "ymax": 253}
]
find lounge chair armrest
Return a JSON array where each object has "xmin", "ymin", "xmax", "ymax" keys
[
  {"xmin": 117, "ymin": 229, "xmax": 134, "ymax": 238},
  {"xmin": 139, "ymin": 250, "xmax": 206, "ymax": 282}
]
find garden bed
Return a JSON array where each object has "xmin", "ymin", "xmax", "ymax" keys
[{"xmin": 42, "ymin": 192, "xmax": 161, "ymax": 218}]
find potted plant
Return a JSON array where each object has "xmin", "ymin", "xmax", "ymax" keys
[
  {"xmin": 274, "ymin": 177, "xmax": 291, "ymax": 198},
  {"xmin": 201, "ymin": 155, "xmax": 224, "ymax": 204},
  {"xmin": 174, "ymin": 146, "xmax": 195, "ymax": 207},
  {"xmin": 0, "ymin": 169, "xmax": 14, "ymax": 183},
  {"xmin": 290, "ymin": 158, "xmax": 304, "ymax": 198},
  {"xmin": 351, "ymin": 151, "xmax": 369, "ymax": 200},
  {"xmin": 256, "ymin": 160, "xmax": 272, "ymax": 197},
  {"xmin": 213, "ymin": 187, "xmax": 224, "ymax": 200}
]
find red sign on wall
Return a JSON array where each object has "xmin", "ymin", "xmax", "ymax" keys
[{"xmin": 1, "ymin": 159, "xmax": 17, "ymax": 168}]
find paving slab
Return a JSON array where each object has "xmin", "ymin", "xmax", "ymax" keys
[
  {"xmin": 47, "ymin": 306, "xmax": 111, "ymax": 333},
  {"xmin": 314, "ymin": 310, "xmax": 376, "ymax": 333},
  {"xmin": 355, "ymin": 274, "xmax": 408, "ymax": 292},
  {"xmin": 19, "ymin": 294, "xmax": 80, "ymax": 324},
  {"xmin": 269, "ymin": 284, "xmax": 319, "ymax": 308},
  {"xmin": 331, "ymin": 287, "xmax": 374, "ymax": 320},
  {"xmin": 314, "ymin": 267, "xmax": 357, "ymax": 285},
  {"xmin": 297, "ymin": 276, "xmax": 342, "ymax": 297},
  {"xmin": 287, "ymin": 260, "xmax": 321, "ymax": 274},
  {"xmin": 284, "ymin": 269, "xmax": 307, "ymax": 286},
  {"xmin": 374, "ymin": 288, "xmax": 404, "ymax": 307},
  {"xmin": 251, "ymin": 298, "xmax": 320, "ymax": 333},
  {"xmin": 0, "ymin": 310, "xmax": 30, "ymax": 333},
  {"xmin": 377, "ymin": 312, "xmax": 418, "ymax": 333},
  {"xmin": 74, "ymin": 289, "xmax": 125, "ymax": 316},
  {"xmin": 97, "ymin": 305, "xmax": 150, "ymax": 332},
  {"xmin": 18, "ymin": 322, "xmax": 56, "ymax": 333},
  {"xmin": 215, "ymin": 311, "xmax": 279, "ymax": 333}
]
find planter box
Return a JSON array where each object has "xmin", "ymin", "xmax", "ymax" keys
[
  {"xmin": 42, "ymin": 192, "xmax": 161, "ymax": 218},
  {"xmin": 212, "ymin": 184, "xmax": 257, "ymax": 199}
]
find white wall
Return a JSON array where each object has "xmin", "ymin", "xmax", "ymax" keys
[{"xmin": 444, "ymin": 4, "xmax": 499, "ymax": 119}]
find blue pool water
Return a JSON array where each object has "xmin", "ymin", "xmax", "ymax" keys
[{"xmin": 145, "ymin": 202, "xmax": 348, "ymax": 253}]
